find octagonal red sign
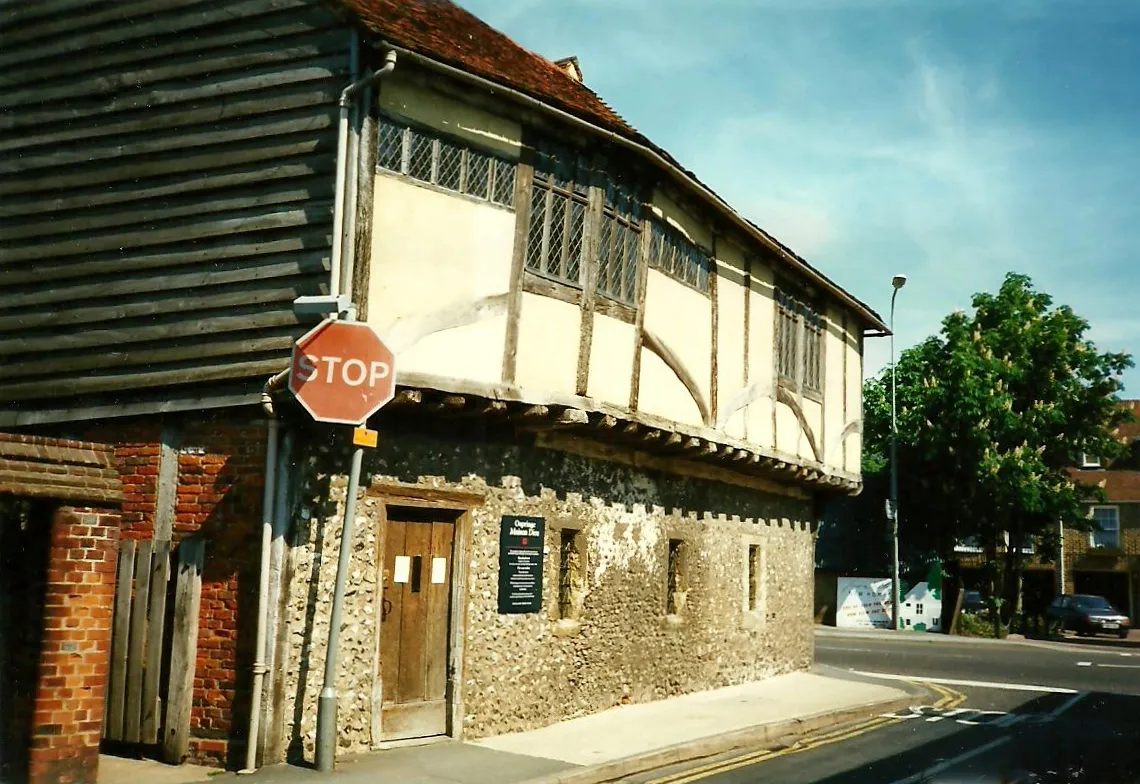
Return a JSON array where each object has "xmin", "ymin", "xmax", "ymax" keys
[{"xmin": 289, "ymin": 320, "xmax": 396, "ymax": 425}]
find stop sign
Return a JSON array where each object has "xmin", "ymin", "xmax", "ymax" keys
[{"xmin": 289, "ymin": 320, "xmax": 396, "ymax": 425}]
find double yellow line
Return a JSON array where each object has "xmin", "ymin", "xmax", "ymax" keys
[{"xmin": 643, "ymin": 682, "xmax": 968, "ymax": 784}]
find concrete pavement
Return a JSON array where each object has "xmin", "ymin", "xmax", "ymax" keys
[
  {"xmin": 194, "ymin": 670, "xmax": 911, "ymax": 784},
  {"xmin": 97, "ymin": 755, "xmax": 215, "ymax": 784}
]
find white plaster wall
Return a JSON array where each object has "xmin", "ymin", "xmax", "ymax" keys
[
  {"xmin": 515, "ymin": 293, "xmax": 581, "ymax": 394},
  {"xmin": 823, "ymin": 306, "xmax": 848, "ymax": 472},
  {"xmin": 715, "ymin": 243, "xmax": 748, "ymax": 440},
  {"xmin": 380, "ymin": 78, "xmax": 522, "ymax": 159},
  {"xmin": 845, "ymin": 333, "xmax": 865, "ymax": 474},
  {"xmin": 746, "ymin": 264, "xmax": 776, "ymax": 450},
  {"xmin": 774, "ymin": 404, "xmax": 800, "ymax": 460},
  {"xmin": 801, "ymin": 398, "xmax": 823, "ymax": 463},
  {"xmin": 587, "ymin": 314, "xmax": 635, "ymax": 408},
  {"xmin": 369, "ymin": 177, "xmax": 513, "ymax": 384},
  {"xmin": 638, "ymin": 348, "xmax": 704, "ymax": 425},
  {"xmin": 400, "ymin": 315, "xmax": 510, "ymax": 386},
  {"xmin": 640, "ymin": 270, "xmax": 711, "ymax": 428}
]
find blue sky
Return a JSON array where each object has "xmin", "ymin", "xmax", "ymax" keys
[{"xmin": 456, "ymin": 0, "xmax": 1140, "ymax": 394}]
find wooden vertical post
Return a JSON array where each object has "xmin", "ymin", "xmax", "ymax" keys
[
  {"xmin": 628, "ymin": 214, "xmax": 653, "ymax": 411},
  {"xmin": 163, "ymin": 538, "xmax": 205, "ymax": 764},
  {"xmin": 502, "ymin": 154, "xmax": 536, "ymax": 385},
  {"xmin": 105, "ymin": 539, "xmax": 136, "ymax": 740},
  {"xmin": 142, "ymin": 540, "xmax": 171, "ymax": 744},
  {"xmin": 709, "ymin": 234, "xmax": 719, "ymax": 427},
  {"xmin": 124, "ymin": 539, "xmax": 153, "ymax": 743},
  {"xmin": 154, "ymin": 422, "xmax": 182, "ymax": 541}
]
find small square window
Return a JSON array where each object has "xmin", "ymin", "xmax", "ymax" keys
[
  {"xmin": 558, "ymin": 529, "xmax": 584, "ymax": 620},
  {"xmin": 377, "ymin": 118, "xmax": 403, "ymax": 172},
  {"xmin": 648, "ymin": 221, "xmax": 709, "ymax": 294},
  {"xmin": 493, "ymin": 158, "xmax": 516, "ymax": 205},
  {"xmin": 464, "ymin": 153, "xmax": 490, "ymax": 199},
  {"xmin": 408, "ymin": 131, "xmax": 433, "ymax": 182},
  {"xmin": 437, "ymin": 139, "xmax": 463, "ymax": 191},
  {"xmin": 666, "ymin": 539, "xmax": 686, "ymax": 615},
  {"xmin": 746, "ymin": 543, "xmax": 765, "ymax": 614}
]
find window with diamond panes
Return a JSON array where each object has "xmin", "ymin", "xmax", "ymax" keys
[
  {"xmin": 648, "ymin": 221, "xmax": 710, "ymax": 293},
  {"xmin": 776, "ymin": 289, "xmax": 822, "ymax": 395},
  {"xmin": 376, "ymin": 115, "xmax": 515, "ymax": 208},
  {"xmin": 597, "ymin": 179, "xmax": 642, "ymax": 304},
  {"xmin": 525, "ymin": 144, "xmax": 590, "ymax": 286}
]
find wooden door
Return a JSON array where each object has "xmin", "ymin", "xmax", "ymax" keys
[{"xmin": 379, "ymin": 510, "xmax": 455, "ymax": 741}]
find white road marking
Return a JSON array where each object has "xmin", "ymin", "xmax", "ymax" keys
[
  {"xmin": 1077, "ymin": 661, "xmax": 1092, "ymax": 667},
  {"xmin": 850, "ymin": 670, "xmax": 1079, "ymax": 694},
  {"xmin": 1095, "ymin": 663, "xmax": 1140, "ymax": 669},
  {"xmin": 1048, "ymin": 691, "xmax": 1088, "ymax": 718},
  {"xmin": 817, "ymin": 643, "xmax": 975, "ymax": 659},
  {"xmin": 887, "ymin": 737, "xmax": 1011, "ymax": 784}
]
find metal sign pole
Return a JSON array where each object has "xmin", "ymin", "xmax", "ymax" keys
[
  {"xmin": 315, "ymin": 307, "xmax": 365, "ymax": 772},
  {"xmin": 315, "ymin": 440, "xmax": 364, "ymax": 771}
]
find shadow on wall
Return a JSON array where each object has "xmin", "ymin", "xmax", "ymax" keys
[
  {"xmin": 285, "ymin": 471, "xmax": 330, "ymax": 766},
  {"xmin": 303, "ymin": 417, "xmax": 812, "ymax": 524},
  {"xmin": 186, "ymin": 445, "xmax": 265, "ymax": 769},
  {"xmin": 0, "ymin": 498, "xmax": 54, "ymax": 784}
]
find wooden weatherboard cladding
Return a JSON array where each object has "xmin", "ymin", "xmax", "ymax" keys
[{"xmin": 0, "ymin": 0, "xmax": 353, "ymax": 426}]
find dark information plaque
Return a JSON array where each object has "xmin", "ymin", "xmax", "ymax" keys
[{"xmin": 497, "ymin": 515, "xmax": 545, "ymax": 614}]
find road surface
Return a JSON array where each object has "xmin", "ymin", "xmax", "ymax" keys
[{"xmin": 627, "ymin": 630, "xmax": 1140, "ymax": 783}]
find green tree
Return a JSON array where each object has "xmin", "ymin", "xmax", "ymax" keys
[{"xmin": 864, "ymin": 273, "xmax": 1133, "ymax": 632}]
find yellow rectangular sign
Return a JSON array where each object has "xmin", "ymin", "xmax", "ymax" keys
[{"xmin": 353, "ymin": 427, "xmax": 378, "ymax": 448}]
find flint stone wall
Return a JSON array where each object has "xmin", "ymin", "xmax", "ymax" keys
[{"xmin": 278, "ymin": 428, "xmax": 815, "ymax": 761}]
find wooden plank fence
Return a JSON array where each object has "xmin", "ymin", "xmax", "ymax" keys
[
  {"xmin": 103, "ymin": 537, "xmax": 202, "ymax": 761},
  {"xmin": 163, "ymin": 538, "xmax": 205, "ymax": 764},
  {"xmin": 103, "ymin": 539, "xmax": 171, "ymax": 745}
]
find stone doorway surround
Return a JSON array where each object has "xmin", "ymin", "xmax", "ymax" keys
[{"xmin": 368, "ymin": 482, "xmax": 481, "ymax": 749}]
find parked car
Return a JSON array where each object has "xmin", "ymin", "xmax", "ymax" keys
[
  {"xmin": 961, "ymin": 590, "xmax": 987, "ymax": 615},
  {"xmin": 1046, "ymin": 593, "xmax": 1132, "ymax": 638}
]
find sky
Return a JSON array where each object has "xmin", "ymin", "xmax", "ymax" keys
[{"xmin": 455, "ymin": 0, "xmax": 1140, "ymax": 394}]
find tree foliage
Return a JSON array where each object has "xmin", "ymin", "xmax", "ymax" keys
[{"xmin": 863, "ymin": 273, "xmax": 1133, "ymax": 619}]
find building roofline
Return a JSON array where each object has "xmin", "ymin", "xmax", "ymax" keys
[{"xmin": 372, "ymin": 39, "xmax": 889, "ymax": 334}]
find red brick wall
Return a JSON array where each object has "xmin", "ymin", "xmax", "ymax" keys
[
  {"xmin": 27, "ymin": 505, "xmax": 120, "ymax": 784},
  {"xmin": 66, "ymin": 412, "xmax": 269, "ymax": 768},
  {"xmin": 177, "ymin": 418, "xmax": 267, "ymax": 766}
]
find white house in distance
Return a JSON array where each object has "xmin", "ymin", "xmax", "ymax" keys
[{"xmin": 900, "ymin": 583, "xmax": 942, "ymax": 632}]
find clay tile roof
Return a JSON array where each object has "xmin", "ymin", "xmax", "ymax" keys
[
  {"xmin": 333, "ymin": 0, "xmax": 638, "ymax": 138},
  {"xmin": 1071, "ymin": 469, "xmax": 1140, "ymax": 502}
]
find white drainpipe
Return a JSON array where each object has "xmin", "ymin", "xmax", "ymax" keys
[
  {"xmin": 242, "ymin": 405, "xmax": 279, "ymax": 773},
  {"xmin": 331, "ymin": 48, "xmax": 397, "ymax": 307}
]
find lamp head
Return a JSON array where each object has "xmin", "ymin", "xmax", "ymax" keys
[{"xmin": 892, "ymin": 274, "xmax": 908, "ymax": 290}]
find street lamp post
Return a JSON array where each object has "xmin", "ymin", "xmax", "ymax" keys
[{"xmin": 889, "ymin": 273, "xmax": 907, "ymax": 632}]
